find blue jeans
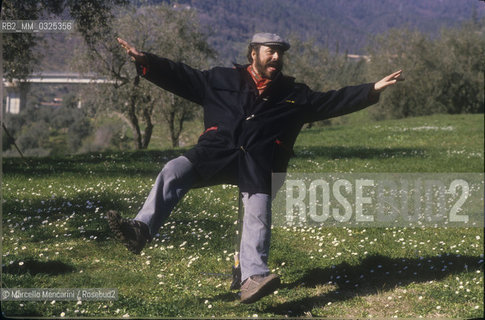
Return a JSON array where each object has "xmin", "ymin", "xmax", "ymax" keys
[
  {"xmin": 239, "ymin": 192, "xmax": 271, "ymax": 281},
  {"xmin": 134, "ymin": 156, "xmax": 271, "ymax": 282}
]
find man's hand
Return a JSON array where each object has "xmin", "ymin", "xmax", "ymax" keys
[
  {"xmin": 117, "ymin": 37, "xmax": 147, "ymax": 65},
  {"xmin": 374, "ymin": 70, "xmax": 404, "ymax": 92}
]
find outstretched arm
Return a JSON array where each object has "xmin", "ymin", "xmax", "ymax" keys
[
  {"xmin": 373, "ymin": 70, "xmax": 404, "ymax": 92},
  {"xmin": 305, "ymin": 70, "xmax": 404, "ymax": 122},
  {"xmin": 116, "ymin": 37, "xmax": 207, "ymax": 105},
  {"xmin": 117, "ymin": 37, "xmax": 148, "ymax": 65}
]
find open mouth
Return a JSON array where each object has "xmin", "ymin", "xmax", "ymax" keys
[{"xmin": 266, "ymin": 63, "xmax": 281, "ymax": 72}]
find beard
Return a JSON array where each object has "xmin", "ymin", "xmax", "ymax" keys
[{"xmin": 254, "ymin": 54, "xmax": 283, "ymax": 79}]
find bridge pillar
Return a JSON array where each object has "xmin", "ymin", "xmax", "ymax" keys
[{"xmin": 4, "ymin": 81, "xmax": 28, "ymax": 114}]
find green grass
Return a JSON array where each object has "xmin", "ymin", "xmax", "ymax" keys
[{"xmin": 2, "ymin": 114, "xmax": 483, "ymax": 318}]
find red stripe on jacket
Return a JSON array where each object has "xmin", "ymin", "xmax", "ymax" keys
[{"xmin": 200, "ymin": 126, "xmax": 218, "ymax": 136}]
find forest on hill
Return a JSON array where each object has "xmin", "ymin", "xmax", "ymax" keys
[
  {"xmin": 34, "ymin": 0, "xmax": 485, "ymax": 70},
  {"xmin": 150, "ymin": 0, "xmax": 484, "ymax": 63}
]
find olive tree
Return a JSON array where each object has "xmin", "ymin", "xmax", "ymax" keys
[
  {"xmin": 1, "ymin": 0, "xmax": 127, "ymax": 81},
  {"xmin": 284, "ymin": 37, "xmax": 367, "ymax": 126},
  {"xmin": 366, "ymin": 19, "xmax": 484, "ymax": 120},
  {"xmin": 74, "ymin": 3, "xmax": 214, "ymax": 149}
]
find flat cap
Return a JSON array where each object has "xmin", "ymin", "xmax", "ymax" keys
[{"xmin": 250, "ymin": 33, "xmax": 290, "ymax": 51}]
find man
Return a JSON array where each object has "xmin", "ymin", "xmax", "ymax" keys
[{"xmin": 108, "ymin": 33, "xmax": 403, "ymax": 303}]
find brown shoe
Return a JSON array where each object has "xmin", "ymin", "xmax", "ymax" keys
[
  {"xmin": 240, "ymin": 274, "xmax": 280, "ymax": 304},
  {"xmin": 107, "ymin": 210, "xmax": 151, "ymax": 254}
]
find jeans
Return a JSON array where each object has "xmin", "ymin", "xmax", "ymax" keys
[{"xmin": 134, "ymin": 156, "xmax": 272, "ymax": 282}]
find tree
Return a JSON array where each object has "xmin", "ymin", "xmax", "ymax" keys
[
  {"xmin": 366, "ymin": 18, "xmax": 484, "ymax": 120},
  {"xmin": 1, "ymin": 0, "xmax": 128, "ymax": 157},
  {"xmin": 284, "ymin": 37, "xmax": 367, "ymax": 126},
  {"xmin": 51, "ymin": 94, "xmax": 83, "ymax": 129},
  {"xmin": 68, "ymin": 117, "xmax": 92, "ymax": 151},
  {"xmin": 159, "ymin": 93, "xmax": 199, "ymax": 148},
  {"xmin": 286, "ymin": 37, "xmax": 367, "ymax": 90},
  {"xmin": 73, "ymin": 3, "xmax": 214, "ymax": 149},
  {"xmin": 435, "ymin": 20, "xmax": 484, "ymax": 114},
  {"xmin": 16, "ymin": 120, "xmax": 49, "ymax": 151},
  {"xmin": 1, "ymin": 0, "xmax": 128, "ymax": 81},
  {"xmin": 1, "ymin": 1, "xmax": 56, "ymax": 81}
]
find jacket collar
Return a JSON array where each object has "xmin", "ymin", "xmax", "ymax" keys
[{"xmin": 247, "ymin": 65, "xmax": 271, "ymax": 93}]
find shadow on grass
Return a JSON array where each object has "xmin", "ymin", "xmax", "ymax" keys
[
  {"xmin": 261, "ymin": 254, "xmax": 483, "ymax": 316},
  {"xmin": 2, "ymin": 149, "xmax": 185, "ymax": 178},
  {"xmin": 3, "ymin": 146, "xmax": 428, "ymax": 179},
  {"xmin": 205, "ymin": 291, "xmax": 241, "ymax": 303},
  {"xmin": 2, "ymin": 258, "xmax": 75, "ymax": 275},
  {"xmin": 2, "ymin": 191, "xmax": 142, "ymax": 243},
  {"xmin": 294, "ymin": 146, "xmax": 427, "ymax": 159},
  {"xmin": 3, "ymin": 189, "xmax": 238, "ymax": 253}
]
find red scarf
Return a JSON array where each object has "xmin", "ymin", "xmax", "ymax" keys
[{"xmin": 247, "ymin": 65, "xmax": 271, "ymax": 94}]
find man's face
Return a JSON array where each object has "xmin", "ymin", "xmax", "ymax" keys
[{"xmin": 252, "ymin": 45, "xmax": 284, "ymax": 79}]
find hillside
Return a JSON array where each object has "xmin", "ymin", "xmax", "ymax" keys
[
  {"xmin": 35, "ymin": 0, "xmax": 484, "ymax": 71},
  {"xmin": 183, "ymin": 0, "xmax": 484, "ymax": 63}
]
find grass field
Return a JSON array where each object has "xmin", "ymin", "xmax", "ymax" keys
[{"xmin": 1, "ymin": 114, "xmax": 484, "ymax": 318}]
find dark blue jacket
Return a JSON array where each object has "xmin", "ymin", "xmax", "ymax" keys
[{"xmin": 137, "ymin": 53, "xmax": 379, "ymax": 194}]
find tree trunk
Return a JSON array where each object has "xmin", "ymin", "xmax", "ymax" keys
[
  {"xmin": 176, "ymin": 111, "xmax": 186, "ymax": 147},
  {"xmin": 128, "ymin": 95, "xmax": 143, "ymax": 149},
  {"xmin": 141, "ymin": 106, "xmax": 153, "ymax": 149},
  {"xmin": 169, "ymin": 110, "xmax": 178, "ymax": 147}
]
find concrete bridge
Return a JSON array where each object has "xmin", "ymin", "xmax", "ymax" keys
[{"xmin": 2, "ymin": 72, "xmax": 115, "ymax": 114}]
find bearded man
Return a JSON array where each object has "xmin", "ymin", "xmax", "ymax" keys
[{"xmin": 108, "ymin": 33, "xmax": 403, "ymax": 303}]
